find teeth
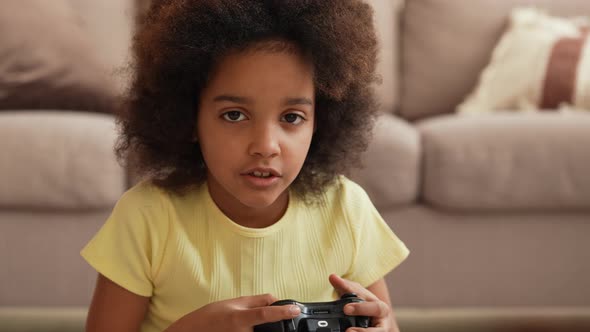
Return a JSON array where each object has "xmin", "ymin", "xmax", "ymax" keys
[{"xmin": 252, "ymin": 171, "xmax": 271, "ymax": 178}]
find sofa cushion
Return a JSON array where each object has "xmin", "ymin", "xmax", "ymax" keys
[
  {"xmin": 65, "ymin": 0, "xmax": 136, "ymax": 91},
  {"xmin": 0, "ymin": 0, "xmax": 135, "ymax": 112},
  {"xmin": 400, "ymin": 0, "xmax": 590, "ymax": 120},
  {"xmin": 458, "ymin": 8, "xmax": 590, "ymax": 114},
  {"xmin": 0, "ymin": 111, "xmax": 126, "ymax": 210},
  {"xmin": 0, "ymin": 210, "xmax": 107, "ymax": 306},
  {"xmin": 349, "ymin": 114, "xmax": 420, "ymax": 208},
  {"xmin": 418, "ymin": 113, "xmax": 590, "ymax": 211}
]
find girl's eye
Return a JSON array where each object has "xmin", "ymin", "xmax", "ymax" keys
[
  {"xmin": 281, "ymin": 113, "xmax": 304, "ymax": 125},
  {"xmin": 222, "ymin": 110, "xmax": 247, "ymax": 122}
]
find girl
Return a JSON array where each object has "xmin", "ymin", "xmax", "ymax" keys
[{"xmin": 81, "ymin": 1, "xmax": 409, "ymax": 331}]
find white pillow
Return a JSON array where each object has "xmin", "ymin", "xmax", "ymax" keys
[{"xmin": 458, "ymin": 7, "xmax": 590, "ymax": 114}]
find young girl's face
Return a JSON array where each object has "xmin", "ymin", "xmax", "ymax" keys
[{"xmin": 197, "ymin": 46, "xmax": 315, "ymax": 219}]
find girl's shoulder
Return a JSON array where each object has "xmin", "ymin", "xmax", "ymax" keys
[
  {"xmin": 314, "ymin": 175, "xmax": 376, "ymax": 223},
  {"xmin": 107, "ymin": 181, "xmax": 200, "ymax": 233},
  {"xmin": 117, "ymin": 180, "xmax": 168, "ymax": 208},
  {"xmin": 104, "ymin": 181, "xmax": 170, "ymax": 228},
  {"xmin": 322, "ymin": 175, "xmax": 372, "ymax": 205},
  {"xmin": 115, "ymin": 180, "xmax": 204, "ymax": 217}
]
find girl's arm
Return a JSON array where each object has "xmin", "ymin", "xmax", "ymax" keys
[
  {"xmin": 86, "ymin": 273, "xmax": 150, "ymax": 332},
  {"xmin": 86, "ymin": 274, "xmax": 302, "ymax": 332}
]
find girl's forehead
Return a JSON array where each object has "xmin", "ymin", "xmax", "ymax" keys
[
  {"xmin": 203, "ymin": 48, "xmax": 314, "ymax": 96},
  {"xmin": 209, "ymin": 39, "xmax": 312, "ymax": 75}
]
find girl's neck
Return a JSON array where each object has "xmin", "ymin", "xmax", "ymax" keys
[{"xmin": 206, "ymin": 178, "xmax": 289, "ymax": 229}]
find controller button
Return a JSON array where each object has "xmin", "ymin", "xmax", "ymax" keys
[{"xmin": 304, "ymin": 318, "xmax": 340, "ymax": 331}]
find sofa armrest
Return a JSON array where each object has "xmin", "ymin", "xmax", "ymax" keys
[
  {"xmin": 350, "ymin": 113, "xmax": 420, "ymax": 209},
  {"xmin": 0, "ymin": 111, "xmax": 126, "ymax": 210}
]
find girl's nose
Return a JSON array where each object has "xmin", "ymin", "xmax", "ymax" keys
[{"xmin": 248, "ymin": 124, "xmax": 281, "ymax": 158}]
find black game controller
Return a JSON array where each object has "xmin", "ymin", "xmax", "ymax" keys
[{"xmin": 254, "ymin": 293, "xmax": 370, "ymax": 332}]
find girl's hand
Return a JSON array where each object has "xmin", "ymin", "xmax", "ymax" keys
[
  {"xmin": 329, "ymin": 274, "xmax": 399, "ymax": 332},
  {"xmin": 164, "ymin": 294, "xmax": 301, "ymax": 332}
]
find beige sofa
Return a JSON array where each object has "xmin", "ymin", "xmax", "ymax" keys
[
  {"xmin": 355, "ymin": 0, "xmax": 590, "ymax": 309},
  {"xmin": 0, "ymin": 0, "xmax": 134, "ymax": 307},
  {"xmin": 1, "ymin": 0, "xmax": 589, "ymax": 331}
]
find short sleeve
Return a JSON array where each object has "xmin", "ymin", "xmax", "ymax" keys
[
  {"xmin": 340, "ymin": 177, "xmax": 410, "ymax": 287},
  {"xmin": 80, "ymin": 183, "xmax": 168, "ymax": 297}
]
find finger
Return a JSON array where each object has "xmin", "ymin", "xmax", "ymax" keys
[
  {"xmin": 344, "ymin": 301, "xmax": 390, "ymax": 319},
  {"xmin": 329, "ymin": 274, "xmax": 360, "ymax": 297},
  {"xmin": 243, "ymin": 304, "xmax": 301, "ymax": 326},
  {"xmin": 237, "ymin": 293, "xmax": 278, "ymax": 308},
  {"xmin": 328, "ymin": 274, "xmax": 378, "ymax": 301}
]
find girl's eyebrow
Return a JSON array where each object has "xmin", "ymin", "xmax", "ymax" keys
[
  {"xmin": 213, "ymin": 95, "xmax": 313, "ymax": 107},
  {"xmin": 213, "ymin": 94, "xmax": 252, "ymax": 104},
  {"xmin": 283, "ymin": 97, "xmax": 313, "ymax": 107}
]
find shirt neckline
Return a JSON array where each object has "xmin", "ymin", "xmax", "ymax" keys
[{"xmin": 199, "ymin": 182, "xmax": 297, "ymax": 238}]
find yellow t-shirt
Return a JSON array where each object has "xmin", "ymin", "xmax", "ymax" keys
[{"xmin": 81, "ymin": 176, "xmax": 409, "ymax": 332}]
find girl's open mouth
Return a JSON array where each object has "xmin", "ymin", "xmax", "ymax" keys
[{"xmin": 242, "ymin": 172, "xmax": 280, "ymax": 188}]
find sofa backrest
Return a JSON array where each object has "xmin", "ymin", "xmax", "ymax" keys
[
  {"xmin": 399, "ymin": 0, "xmax": 590, "ymax": 121},
  {"xmin": 66, "ymin": 0, "xmax": 136, "ymax": 90},
  {"xmin": 371, "ymin": 0, "xmax": 405, "ymax": 114},
  {"xmin": 71, "ymin": 0, "xmax": 400, "ymax": 113}
]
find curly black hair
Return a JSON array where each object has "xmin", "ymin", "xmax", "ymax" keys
[{"xmin": 117, "ymin": 0, "xmax": 380, "ymax": 199}]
